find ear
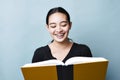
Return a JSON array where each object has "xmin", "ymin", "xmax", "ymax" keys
[
  {"xmin": 46, "ymin": 24, "xmax": 49, "ymax": 31},
  {"xmin": 69, "ymin": 22, "xmax": 72, "ymax": 30}
]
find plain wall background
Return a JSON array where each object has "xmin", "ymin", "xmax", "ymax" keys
[{"xmin": 0, "ymin": 0, "xmax": 120, "ymax": 80}]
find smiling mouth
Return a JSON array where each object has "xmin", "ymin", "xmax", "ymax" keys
[{"xmin": 55, "ymin": 33, "xmax": 65, "ymax": 39}]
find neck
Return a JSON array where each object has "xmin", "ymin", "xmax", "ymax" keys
[{"xmin": 51, "ymin": 39, "xmax": 72, "ymax": 49}]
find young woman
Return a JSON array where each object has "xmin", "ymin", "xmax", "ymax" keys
[{"xmin": 32, "ymin": 7, "xmax": 92, "ymax": 63}]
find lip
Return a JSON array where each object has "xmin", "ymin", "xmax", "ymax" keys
[{"xmin": 55, "ymin": 33, "xmax": 65, "ymax": 39}]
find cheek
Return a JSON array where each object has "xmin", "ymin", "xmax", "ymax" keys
[
  {"xmin": 63, "ymin": 27, "xmax": 70, "ymax": 33},
  {"xmin": 48, "ymin": 28, "xmax": 55, "ymax": 34}
]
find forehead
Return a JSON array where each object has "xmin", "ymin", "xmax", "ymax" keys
[{"xmin": 48, "ymin": 12, "xmax": 67, "ymax": 23}]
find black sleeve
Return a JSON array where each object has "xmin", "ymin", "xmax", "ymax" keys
[
  {"xmin": 74, "ymin": 43, "xmax": 92, "ymax": 57},
  {"xmin": 32, "ymin": 47, "xmax": 44, "ymax": 63},
  {"xmin": 82, "ymin": 45, "xmax": 92, "ymax": 57}
]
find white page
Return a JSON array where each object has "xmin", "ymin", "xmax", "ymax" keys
[
  {"xmin": 22, "ymin": 59, "xmax": 64, "ymax": 67},
  {"xmin": 65, "ymin": 57, "xmax": 108, "ymax": 65}
]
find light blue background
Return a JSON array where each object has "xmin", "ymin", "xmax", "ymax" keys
[{"xmin": 0, "ymin": 0, "xmax": 120, "ymax": 80}]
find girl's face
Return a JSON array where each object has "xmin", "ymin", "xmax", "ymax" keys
[{"xmin": 47, "ymin": 12, "xmax": 71, "ymax": 43}]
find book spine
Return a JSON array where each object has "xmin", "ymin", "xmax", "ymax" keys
[{"xmin": 57, "ymin": 65, "xmax": 73, "ymax": 80}]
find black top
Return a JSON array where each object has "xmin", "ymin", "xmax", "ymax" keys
[{"xmin": 32, "ymin": 43, "xmax": 92, "ymax": 63}]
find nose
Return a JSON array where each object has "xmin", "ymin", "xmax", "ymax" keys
[{"xmin": 56, "ymin": 26, "xmax": 62, "ymax": 32}]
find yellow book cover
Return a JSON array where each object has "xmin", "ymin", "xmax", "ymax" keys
[
  {"xmin": 74, "ymin": 61, "xmax": 108, "ymax": 80},
  {"xmin": 21, "ymin": 57, "xmax": 108, "ymax": 80}
]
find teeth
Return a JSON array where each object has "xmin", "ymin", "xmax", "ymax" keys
[
  {"xmin": 55, "ymin": 34, "xmax": 64, "ymax": 39},
  {"xmin": 57, "ymin": 34, "xmax": 64, "ymax": 36}
]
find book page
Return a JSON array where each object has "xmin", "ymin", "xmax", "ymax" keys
[
  {"xmin": 22, "ymin": 59, "xmax": 64, "ymax": 68},
  {"xmin": 65, "ymin": 57, "xmax": 108, "ymax": 65}
]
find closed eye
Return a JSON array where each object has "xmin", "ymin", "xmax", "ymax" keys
[
  {"xmin": 49, "ymin": 23, "xmax": 56, "ymax": 28},
  {"xmin": 61, "ymin": 24, "xmax": 67, "ymax": 27},
  {"xmin": 50, "ymin": 26, "xmax": 56, "ymax": 28},
  {"xmin": 60, "ymin": 21, "xmax": 68, "ymax": 27}
]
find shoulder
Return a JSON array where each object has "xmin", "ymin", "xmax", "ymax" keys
[
  {"xmin": 32, "ymin": 45, "xmax": 49, "ymax": 63},
  {"xmin": 33, "ymin": 45, "xmax": 48, "ymax": 57},
  {"xmin": 73, "ymin": 42, "xmax": 90, "ymax": 49},
  {"xmin": 34, "ymin": 45, "xmax": 49, "ymax": 53},
  {"xmin": 72, "ymin": 42, "xmax": 92, "ymax": 57}
]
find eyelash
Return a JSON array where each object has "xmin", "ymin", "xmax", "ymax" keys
[
  {"xmin": 49, "ymin": 24, "xmax": 67, "ymax": 28},
  {"xmin": 61, "ymin": 24, "xmax": 67, "ymax": 27},
  {"xmin": 50, "ymin": 26, "xmax": 56, "ymax": 28}
]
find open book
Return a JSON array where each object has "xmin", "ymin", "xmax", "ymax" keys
[{"xmin": 21, "ymin": 57, "xmax": 109, "ymax": 80}]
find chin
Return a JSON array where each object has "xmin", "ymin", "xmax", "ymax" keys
[
  {"xmin": 52, "ymin": 34, "xmax": 68, "ymax": 43},
  {"xmin": 54, "ymin": 40, "xmax": 64, "ymax": 43},
  {"xmin": 54, "ymin": 38, "xmax": 68, "ymax": 43}
]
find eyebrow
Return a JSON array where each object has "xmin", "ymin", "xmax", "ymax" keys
[
  {"xmin": 49, "ymin": 23, "xmax": 56, "ymax": 25},
  {"xmin": 60, "ymin": 21, "xmax": 68, "ymax": 23},
  {"xmin": 49, "ymin": 21, "xmax": 68, "ymax": 25}
]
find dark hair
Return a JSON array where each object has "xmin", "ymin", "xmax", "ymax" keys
[{"xmin": 46, "ymin": 7, "xmax": 71, "ymax": 25}]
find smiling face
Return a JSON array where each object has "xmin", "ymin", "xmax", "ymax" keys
[{"xmin": 47, "ymin": 12, "xmax": 71, "ymax": 43}]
